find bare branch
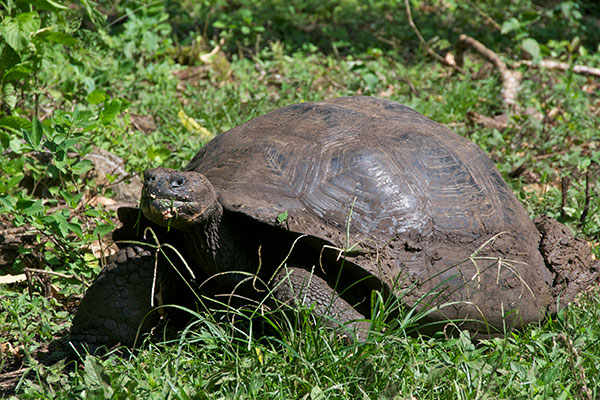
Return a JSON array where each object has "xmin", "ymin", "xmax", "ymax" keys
[
  {"xmin": 457, "ymin": 34, "xmax": 522, "ymax": 109},
  {"xmin": 516, "ymin": 59, "xmax": 600, "ymax": 78},
  {"xmin": 404, "ymin": 0, "xmax": 464, "ymax": 74},
  {"xmin": 24, "ymin": 268, "xmax": 90, "ymax": 287}
]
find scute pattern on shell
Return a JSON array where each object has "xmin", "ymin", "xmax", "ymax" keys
[{"xmin": 187, "ymin": 97, "xmax": 521, "ymax": 239}]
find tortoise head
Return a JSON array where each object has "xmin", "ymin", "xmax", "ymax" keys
[{"xmin": 141, "ymin": 167, "xmax": 221, "ymax": 229}]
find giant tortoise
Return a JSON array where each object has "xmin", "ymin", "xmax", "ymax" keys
[{"xmin": 71, "ymin": 96, "xmax": 599, "ymax": 350}]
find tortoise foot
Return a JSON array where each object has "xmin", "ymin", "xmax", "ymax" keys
[
  {"xmin": 272, "ymin": 266, "xmax": 370, "ymax": 340},
  {"xmin": 70, "ymin": 245, "xmax": 160, "ymax": 354}
]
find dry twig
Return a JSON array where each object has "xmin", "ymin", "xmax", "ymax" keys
[
  {"xmin": 516, "ymin": 59, "xmax": 600, "ymax": 78},
  {"xmin": 404, "ymin": 0, "xmax": 464, "ymax": 74},
  {"xmin": 579, "ymin": 168, "xmax": 592, "ymax": 229},
  {"xmin": 23, "ymin": 268, "xmax": 90, "ymax": 287},
  {"xmin": 560, "ymin": 176, "xmax": 570, "ymax": 219},
  {"xmin": 457, "ymin": 34, "xmax": 522, "ymax": 109},
  {"xmin": 465, "ymin": 0, "xmax": 502, "ymax": 31}
]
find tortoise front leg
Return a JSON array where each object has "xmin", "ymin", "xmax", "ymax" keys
[
  {"xmin": 271, "ymin": 266, "xmax": 371, "ymax": 340},
  {"xmin": 70, "ymin": 245, "xmax": 161, "ymax": 354}
]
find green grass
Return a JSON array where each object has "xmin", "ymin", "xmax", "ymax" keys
[
  {"xmin": 6, "ymin": 291, "xmax": 600, "ymax": 398},
  {"xmin": 1, "ymin": 0, "xmax": 599, "ymax": 398}
]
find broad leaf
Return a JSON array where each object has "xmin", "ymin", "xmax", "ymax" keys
[
  {"xmin": 3, "ymin": 62, "xmax": 33, "ymax": 82},
  {"xmin": 24, "ymin": 117, "xmax": 44, "ymax": 149},
  {"xmin": 16, "ymin": 199, "xmax": 44, "ymax": 216},
  {"xmin": 2, "ymin": 82, "xmax": 18, "ymax": 109},
  {"xmin": 101, "ymin": 99, "xmax": 123, "ymax": 124},
  {"xmin": 86, "ymin": 89, "xmax": 106, "ymax": 105},
  {"xmin": 522, "ymin": 38, "xmax": 541, "ymax": 62},
  {"xmin": 71, "ymin": 159, "xmax": 93, "ymax": 175},
  {"xmin": 93, "ymin": 223, "xmax": 113, "ymax": 239},
  {"xmin": 0, "ymin": 116, "xmax": 32, "ymax": 131},
  {"xmin": 501, "ymin": 17, "xmax": 521, "ymax": 35},
  {"xmin": 0, "ymin": 12, "xmax": 40, "ymax": 52},
  {"xmin": 36, "ymin": 30, "xmax": 78, "ymax": 46},
  {"xmin": 0, "ymin": 43, "xmax": 20, "ymax": 71}
]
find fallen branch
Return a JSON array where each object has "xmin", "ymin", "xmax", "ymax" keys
[
  {"xmin": 516, "ymin": 59, "xmax": 600, "ymax": 78},
  {"xmin": 404, "ymin": 0, "xmax": 464, "ymax": 74},
  {"xmin": 560, "ymin": 176, "xmax": 570, "ymax": 219},
  {"xmin": 466, "ymin": 111, "xmax": 507, "ymax": 131},
  {"xmin": 24, "ymin": 268, "xmax": 90, "ymax": 287},
  {"xmin": 579, "ymin": 167, "xmax": 592, "ymax": 229},
  {"xmin": 465, "ymin": 0, "xmax": 502, "ymax": 31},
  {"xmin": 457, "ymin": 34, "xmax": 522, "ymax": 109}
]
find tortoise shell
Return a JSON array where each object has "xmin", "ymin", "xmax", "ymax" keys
[{"xmin": 185, "ymin": 96, "xmax": 553, "ymax": 331}]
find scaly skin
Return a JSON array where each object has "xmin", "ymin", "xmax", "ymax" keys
[
  {"xmin": 272, "ymin": 266, "xmax": 371, "ymax": 340},
  {"xmin": 70, "ymin": 246, "xmax": 160, "ymax": 354}
]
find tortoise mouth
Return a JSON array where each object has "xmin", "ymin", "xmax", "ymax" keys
[
  {"xmin": 140, "ymin": 186, "xmax": 207, "ymax": 228},
  {"xmin": 141, "ymin": 193, "xmax": 191, "ymax": 223}
]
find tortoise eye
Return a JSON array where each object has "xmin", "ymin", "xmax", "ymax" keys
[{"xmin": 171, "ymin": 177, "xmax": 186, "ymax": 188}]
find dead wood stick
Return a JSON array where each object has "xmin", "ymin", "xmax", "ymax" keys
[
  {"xmin": 404, "ymin": 0, "xmax": 464, "ymax": 74},
  {"xmin": 24, "ymin": 268, "xmax": 90, "ymax": 287},
  {"xmin": 516, "ymin": 59, "xmax": 600, "ymax": 78},
  {"xmin": 560, "ymin": 176, "xmax": 570, "ymax": 219},
  {"xmin": 579, "ymin": 168, "xmax": 591, "ymax": 229},
  {"xmin": 457, "ymin": 34, "xmax": 522, "ymax": 108},
  {"xmin": 465, "ymin": 0, "xmax": 502, "ymax": 31}
]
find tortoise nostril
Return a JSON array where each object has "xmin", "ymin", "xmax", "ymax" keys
[
  {"xmin": 144, "ymin": 171, "xmax": 156, "ymax": 182},
  {"xmin": 171, "ymin": 177, "xmax": 186, "ymax": 188}
]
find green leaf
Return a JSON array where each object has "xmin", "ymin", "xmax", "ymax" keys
[
  {"xmin": 24, "ymin": 117, "xmax": 44, "ymax": 149},
  {"xmin": 0, "ymin": 195, "xmax": 17, "ymax": 211},
  {"xmin": 86, "ymin": 89, "xmax": 106, "ymax": 105},
  {"xmin": 9, "ymin": 135, "xmax": 25, "ymax": 153},
  {"xmin": 520, "ymin": 11, "xmax": 540, "ymax": 24},
  {"xmin": 71, "ymin": 159, "xmax": 93, "ymax": 175},
  {"xmin": 83, "ymin": 355, "xmax": 113, "ymax": 396},
  {"xmin": 363, "ymin": 72, "xmax": 378, "ymax": 92},
  {"xmin": 0, "ymin": 116, "xmax": 32, "ymax": 131},
  {"xmin": 0, "ymin": 44, "xmax": 20, "ymax": 71},
  {"xmin": 16, "ymin": 199, "xmax": 44, "ymax": 216},
  {"xmin": 101, "ymin": 99, "xmax": 123, "ymax": 124},
  {"xmin": 277, "ymin": 210, "xmax": 288, "ymax": 224},
  {"xmin": 3, "ymin": 62, "xmax": 33, "ymax": 82},
  {"xmin": 35, "ymin": 30, "xmax": 78, "ymax": 46},
  {"xmin": 501, "ymin": 17, "xmax": 521, "ymax": 35},
  {"xmin": 147, "ymin": 146, "xmax": 170, "ymax": 164},
  {"xmin": 2, "ymin": 173, "xmax": 24, "ymax": 191},
  {"xmin": 68, "ymin": 222, "xmax": 83, "ymax": 238},
  {"xmin": 522, "ymin": 38, "xmax": 541, "ymax": 62},
  {"xmin": 2, "ymin": 82, "xmax": 17, "ymax": 110},
  {"xmin": 310, "ymin": 386, "xmax": 325, "ymax": 400},
  {"xmin": 0, "ymin": 12, "xmax": 40, "ymax": 52},
  {"xmin": 59, "ymin": 190, "xmax": 83, "ymax": 208},
  {"xmin": 93, "ymin": 223, "xmax": 113, "ymax": 239}
]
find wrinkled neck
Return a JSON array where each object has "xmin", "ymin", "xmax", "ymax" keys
[{"xmin": 184, "ymin": 208, "xmax": 241, "ymax": 279}]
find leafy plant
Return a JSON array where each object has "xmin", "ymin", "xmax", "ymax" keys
[{"xmin": 0, "ymin": 2, "xmax": 78, "ymax": 118}]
